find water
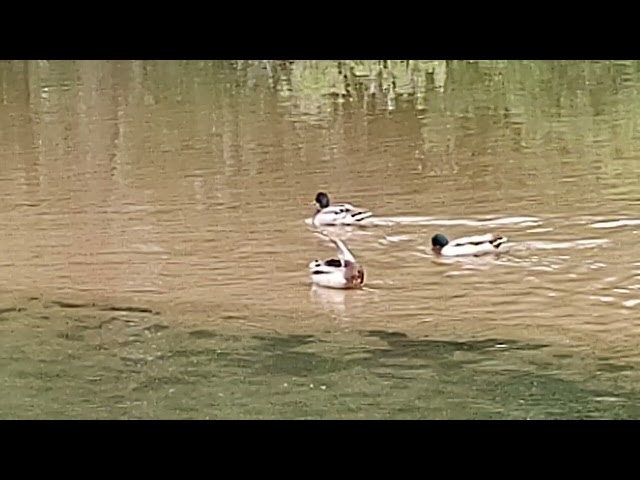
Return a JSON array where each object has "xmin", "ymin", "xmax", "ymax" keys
[{"xmin": 1, "ymin": 60, "xmax": 640, "ymax": 419}]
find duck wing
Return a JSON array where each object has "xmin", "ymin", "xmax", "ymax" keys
[{"xmin": 450, "ymin": 233, "xmax": 506, "ymax": 247}]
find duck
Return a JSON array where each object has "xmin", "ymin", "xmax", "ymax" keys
[
  {"xmin": 308, "ymin": 236, "xmax": 365, "ymax": 289},
  {"xmin": 311, "ymin": 192, "xmax": 373, "ymax": 227},
  {"xmin": 431, "ymin": 232, "xmax": 508, "ymax": 257}
]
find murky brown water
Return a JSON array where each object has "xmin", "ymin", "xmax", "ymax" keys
[{"xmin": 1, "ymin": 60, "xmax": 640, "ymax": 419}]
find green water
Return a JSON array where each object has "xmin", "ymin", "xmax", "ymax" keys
[{"xmin": 1, "ymin": 299, "xmax": 638, "ymax": 419}]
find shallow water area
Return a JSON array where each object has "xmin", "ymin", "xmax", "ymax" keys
[{"xmin": 1, "ymin": 60, "xmax": 640, "ymax": 419}]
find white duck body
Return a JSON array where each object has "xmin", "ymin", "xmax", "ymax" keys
[
  {"xmin": 432, "ymin": 233, "xmax": 509, "ymax": 257},
  {"xmin": 308, "ymin": 237, "xmax": 365, "ymax": 289},
  {"xmin": 311, "ymin": 192, "xmax": 372, "ymax": 227}
]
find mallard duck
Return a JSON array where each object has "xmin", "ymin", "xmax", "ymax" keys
[
  {"xmin": 431, "ymin": 233, "xmax": 508, "ymax": 257},
  {"xmin": 308, "ymin": 236, "xmax": 365, "ymax": 289},
  {"xmin": 311, "ymin": 192, "xmax": 373, "ymax": 227}
]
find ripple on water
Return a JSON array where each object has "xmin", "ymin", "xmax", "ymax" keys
[{"xmin": 591, "ymin": 219, "xmax": 640, "ymax": 229}]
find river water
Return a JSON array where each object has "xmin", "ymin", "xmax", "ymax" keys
[{"xmin": 1, "ymin": 60, "xmax": 640, "ymax": 419}]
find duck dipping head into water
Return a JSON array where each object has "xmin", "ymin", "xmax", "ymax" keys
[
  {"xmin": 311, "ymin": 191, "xmax": 373, "ymax": 227},
  {"xmin": 431, "ymin": 232, "xmax": 508, "ymax": 257},
  {"xmin": 308, "ymin": 236, "xmax": 365, "ymax": 289}
]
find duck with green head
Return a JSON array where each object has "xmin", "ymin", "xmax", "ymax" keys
[
  {"xmin": 431, "ymin": 232, "xmax": 508, "ymax": 257},
  {"xmin": 311, "ymin": 192, "xmax": 373, "ymax": 227}
]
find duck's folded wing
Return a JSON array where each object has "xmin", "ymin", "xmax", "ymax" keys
[
  {"xmin": 332, "ymin": 203, "xmax": 372, "ymax": 216},
  {"xmin": 449, "ymin": 233, "xmax": 497, "ymax": 246},
  {"xmin": 319, "ymin": 205, "xmax": 352, "ymax": 216},
  {"xmin": 349, "ymin": 210, "xmax": 373, "ymax": 220},
  {"xmin": 331, "ymin": 202, "xmax": 356, "ymax": 210}
]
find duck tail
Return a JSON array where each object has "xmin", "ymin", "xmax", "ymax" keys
[
  {"xmin": 351, "ymin": 210, "xmax": 373, "ymax": 221},
  {"xmin": 491, "ymin": 235, "xmax": 508, "ymax": 248}
]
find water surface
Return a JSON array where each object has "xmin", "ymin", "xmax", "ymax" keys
[{"xmin": 1, "ymin": 60, "xmax": 640, "ymax": 419}]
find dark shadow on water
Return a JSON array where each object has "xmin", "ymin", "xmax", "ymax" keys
[
  {"xmin": 44, "ymin": 300, "xmax": 160, "ymax": 315},
  {"xmin": 190, "ymin": 328, "xmax": 640, "ymax": 419},
  {"xmin": 0, "ymin": 307, "xmax": 25, "ymax": 318},
  {"xmin": 208, "ymin": 329, "xmax": 550, "ymax": 377},
  {"xmin": 3, "ymin": 299, "xmax": 640, "ymax": 418}
]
